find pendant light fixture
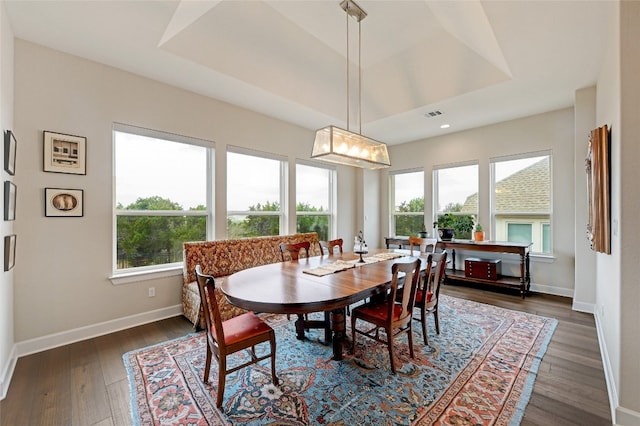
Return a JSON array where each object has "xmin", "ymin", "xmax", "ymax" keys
[{"xmin": 311, "ymin": 0, "xmax": 390, "ymax": 169}]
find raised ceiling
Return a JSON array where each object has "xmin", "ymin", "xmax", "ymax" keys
[{"xmin": 5, "ymin": 0, "xmax": 613, "ymax": 144}]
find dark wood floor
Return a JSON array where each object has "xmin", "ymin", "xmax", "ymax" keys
[{"xmin": 1, "ymin": 284, "xmax": 612, "ymax": 425}]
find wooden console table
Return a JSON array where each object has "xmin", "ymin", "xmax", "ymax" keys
[{"xmin": 438, "ymin": 240, "xmax": 532, "ymax": 298}]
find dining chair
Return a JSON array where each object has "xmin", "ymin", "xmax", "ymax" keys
[
  {"xmin": 408, "ymin": 236, "xmax": 438, "ymax": 256},
  {"xmin": 413, "ymin": 250, "xmax": 448, "ymax": 346},
  {"xmin": 351, "ymin": 258, "xmax": 422, "ymax": 373},
  {"xmin": 194, "ymin": 265, "xmax": 279, "ymax": 409},
  {"xmin": 279, "ymin": 241, "xmax": 310, "ymax": 261},
  {"xmin": 319, "ymin": 238, "xmax": 344, "ymax": 256},
  {"xmin": 279, "ymin": 241, "xmax": 330, "ymax": 338}
]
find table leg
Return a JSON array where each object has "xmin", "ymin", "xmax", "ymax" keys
[
  {"xmin": 519, "ymin": 253, "xmax": 526, "ymax": 298},
  {"xmin": 295, "ymin": 314, "xmax": 305, "ymax": 340},
  {"xmin": 330, "ymin": 308, "xmax": 346, "ymax": 360}
]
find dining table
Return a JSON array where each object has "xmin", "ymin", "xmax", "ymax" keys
[{"xmin": 220, "ymin": 249, "xmax": 429, "ymax": 360}]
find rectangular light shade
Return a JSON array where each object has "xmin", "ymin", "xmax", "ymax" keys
[{"xmin": 311, "ymin": 126, "xmax": 391, "ymax": 169}]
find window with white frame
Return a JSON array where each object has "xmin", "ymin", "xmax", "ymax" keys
[
  {"xmin": 227, "ymin": 149, "xmax": 286, "ymax": 238},
  {"xmin": 390, "ymin": 170, "xmax": 424, "ymax": 236},
  {"xmin": 296, "ymin": 162, "xmax": 335, "ymax": 241},
  {"xmin": 114, "ymin": 124, "xmax": 211, "ymax": 272},
  {"xmin": 433, "ymin": 163, "xmax": 478, "ymax": 240},
  {"xmin": 491, "ymin": 153, "xmax": 551, "ymax": 254}
]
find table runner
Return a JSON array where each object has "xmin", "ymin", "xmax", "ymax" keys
[{"xmin": 302, "ymin": 252, "xmax": 407, "ymax": 276}]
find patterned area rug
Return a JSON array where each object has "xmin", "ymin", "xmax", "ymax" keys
[{"xmin": 124, "ymin": 295, "xmax": 557, "ymax": 425}]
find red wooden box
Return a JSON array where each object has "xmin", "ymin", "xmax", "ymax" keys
[{"xmin": 464, "ymin": 257, "xmax": 502, "ymax": 280}]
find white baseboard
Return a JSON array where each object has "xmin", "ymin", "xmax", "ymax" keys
[
  {"xmin": 571, "ymin": 300, "xmax": 595, "ymax": 314},
  {"xmin": 529, "ymin": 282, "xmax": 574, "ymax": 298},
  {"xmin": 0, "ymin": 344, "xmax": 17, "ymax": 400},
  {"xmin": 16, "ymin": 304, "xmax": 183, "ymax": 358},
  {"xmin": 616, "ymin": 406, "xmax": 640, "ymax": 425},
  {"xmin": 595, "ymin": 310, "xmax": 620, "ymax": 424}
]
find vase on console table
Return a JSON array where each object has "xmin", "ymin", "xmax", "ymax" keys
[{"xmin": 439, "ymin": 228, "xmax": 455, "ymax": 241}]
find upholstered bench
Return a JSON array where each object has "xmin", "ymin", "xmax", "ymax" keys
[{"xmin": 182, "ymin": 232, "xmax": 321, "ymax": 329}]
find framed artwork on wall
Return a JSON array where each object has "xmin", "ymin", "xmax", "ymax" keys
[
  {"xmin": 4, "ymin": 234, "xmax": 16, "ymax": 271},
  {"xmin": 4, "ymin": 181, "xmax": 16, "ymax": 221},
  {"xmin": 45, "ymin": 187, "xmax": 84, "ymax": 217},
  {"xmin": 4, "ymin": 130, "xmax": 16, "ymax": 175},
  {"xmin": 43, "ymin": 131, "xmax": 86, "ymax": 175}
]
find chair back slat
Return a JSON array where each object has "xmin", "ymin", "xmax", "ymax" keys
[
  {"xmin": 195, "ymin": 265, "xmax": 225, "ymax": 343},
  {"xmin": 389, "ymin": 259, "xmax": 422, "ymax": 323},
  {"xmin": 279, "ymin": 241, "xmax": 311, "ymax": 261},
  {"xmin": 319, "ymin": 238, "xmax": 344, "ymax": 256}
]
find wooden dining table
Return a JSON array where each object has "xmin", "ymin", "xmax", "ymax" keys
[{"xmin": 220, "ymin": 249, "xmax": 428, "ymax": 360}]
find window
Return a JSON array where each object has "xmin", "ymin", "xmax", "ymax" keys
[
  {"xmin": 227, "ymin": 149, "xmax": 285, "ymax": 238},
  {"xmin": 114, "ymin": 124, "xmax": 211, "ymax": 272},
  {"xmin": 492, "ymin": 153, "xmax": 551, "ymax": 254},
  {"xmin": 296, "ymin": 162, "xmax": 335, "ymax": 241},
  {"xmin": 390, "ymin": 170, "xmax": 424, "ymax": 236},
  {"xmin": 433, "ymin": 163, "xmax": 478, "ymax": 239}
]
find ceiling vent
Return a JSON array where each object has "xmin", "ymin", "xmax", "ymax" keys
[{"xmin": 424, "ymin": 110, "xmax": 443, "ymax": 118}]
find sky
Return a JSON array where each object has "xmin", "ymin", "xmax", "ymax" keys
[{"xmin": 116, "ymin": 130, "xmax": 543, "ymax": 212}]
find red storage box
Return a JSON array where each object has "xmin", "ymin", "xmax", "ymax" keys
[{"xmin": 464, "ymin": 257, "xmax": 502, "ymax": 280}]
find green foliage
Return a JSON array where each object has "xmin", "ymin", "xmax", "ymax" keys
[
  {"xmin": 437, "ymin": 213, "xmax": 475, "ymax": 240},
  {"xmin": 397, "ymin": 197, "xmax": 424, "ymax": 213},
  {"xmin": 117, "ymin": 196, "xmax": 206, "ymax": 268}
]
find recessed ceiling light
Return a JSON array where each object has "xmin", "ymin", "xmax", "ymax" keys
[{"xmin": 440, "ymin": 124, "xmax": 450, "ymax": 129}]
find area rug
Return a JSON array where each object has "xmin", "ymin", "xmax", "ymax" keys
[{"xmin": 124, "ymin": 295, "xmax": 557, "ymax": 425}]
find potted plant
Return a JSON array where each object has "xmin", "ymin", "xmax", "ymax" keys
[
  {"xmin": 436, "ymin": 214, "xmax": 456, "ymax": 241},
  {"xmin": 474, "ymin": 223, "xmax": 485, "ymax": 242}
]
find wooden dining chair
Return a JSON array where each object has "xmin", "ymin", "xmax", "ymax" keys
[
  {"xmin": 279, "ymin": 241, "xmax": 310, "ymax": 261},
  {"xmin": 413, "ymin": 250, "xmax": 448, "ymax": 345},
  {"xmin": 319, "ymin": 238, "xmax": 344, "ymax": 256},
  {"xmin": 408, "ymin": 236, "xmax": 438, "ymax": 256},
  {"xmin": 194, "ymin": 265, "xmax": 278, "ymax": 409},
  {"xmin": 351, "ymin": 258, "xmax": 422, "ymax": 373}
]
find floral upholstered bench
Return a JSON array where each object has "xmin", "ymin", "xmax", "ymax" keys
[{"xmin": 182, "ymin": 232, "xmax": 321, "ymax": 329}]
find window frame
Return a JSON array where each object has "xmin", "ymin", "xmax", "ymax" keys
[
  {"xmin": 389, "ymin": 168, "xmax": 425, "ymax": 237},
  {"xmin": 112, "ymin": 123, "xmax": 214, "ymax": 276},
  {"xmin": 226, "ymin": 146, "xmax": 288, "ymax": 237},
  {"xmin": 295, "ymin": 160, "xmax": 337, "ymax": 241},
  {"xmin": 490, "ymin": 151, "xmax": 552, "ymax": 255}
]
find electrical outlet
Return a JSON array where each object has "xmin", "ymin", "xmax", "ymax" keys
[{"xmin": 148, "ymin": 287, "xmax": 156, "ymax": 297}]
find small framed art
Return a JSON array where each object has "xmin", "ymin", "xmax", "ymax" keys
[
  {"xmin": 4, "ymin": 130, "xmax": 16, "ymax": 175},
  {"xmin": 4, "ymin": 181, "xmax": 16, "ymax": 221},
  {"xmin": 45, "ymin": 188, "xmax": 84, "ymax": 217},
  {"xmin": 43, "ymin": 131, "xmax": 86, "ymax": 175},
  {"xmin": 4, "ymin": 234, "xmax": 16, "ymax": 271}
]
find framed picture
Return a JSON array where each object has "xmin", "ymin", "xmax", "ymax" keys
[
  {"xmin": 4, "ymin": 234, "xmax": 16, "ymax": 271},
  {"xmin": 45, "ymin": 188, "xmax": 84, "ymax": 217},
  {"xmin": 4, "ymin": 181, "xmax": 16, "ymax": 221},
  {"xmin": 4, "ymin": 130, "xmax": 16, "ymax": 175},
  {"xmin": 43, "ymin": 131, "xmax": 86, "ymax": 175}
]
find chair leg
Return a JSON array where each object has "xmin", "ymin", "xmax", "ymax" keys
[
  {"xmin": 421, "ymin": 310, "xmax": 429, "ymax": 346},
  {"xmin": 434, "ymin": 309, "xmax": 440, "ymax": 335},
  {"xmin": 407, "ymin": 325, "xmax": 415, "ymax": 359},
  {"xmin": 216, "ymin": 357, "xmax": 227, "ymax": 408},
  {"xmin": 387, "ymin": 331, "xmax": 396, "ymax": 374},
  {"xmin": 203, "ymin": 345, "xmax": 212, "ymax": 383},
  {"xmin": 351, "ymin": 316, "xmax": 357, "ymax": 356}
]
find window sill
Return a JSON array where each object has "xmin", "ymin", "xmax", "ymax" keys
[{"xmin": 109, "ymin": 265, "xmax": 183, "ymax": 285}]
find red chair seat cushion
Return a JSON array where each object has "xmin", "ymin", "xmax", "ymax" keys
[
  {"xmin": 213, "ymin": 312, "xmax": 272, "ymax": 345},
  {"xmin": 354, "ymin": 302, "xmax": 406, "ymax": 323},
  {"xmin": 415, "ymin": 289, "xmax": 434, "ymax": 304}
]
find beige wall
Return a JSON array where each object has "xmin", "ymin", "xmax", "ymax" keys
[
  {"xmin": 0, "ymin": 1, "xmax": 14, "ymax": 399},
  {"xmin": 384, "ymin": 108, "xmax": 576, "ymax": 297},
  {"xmin": 12, "ymin": 40, "xmax": 359, "ymax": 347}
]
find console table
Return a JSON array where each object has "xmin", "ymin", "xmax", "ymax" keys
[
  {"xmin": 438, "ymin": 240, "xmax": 532, "ymax": 298},
  {"xmin": 383, "ymin": 237, "xmax": 532, "ymax": 298}
]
